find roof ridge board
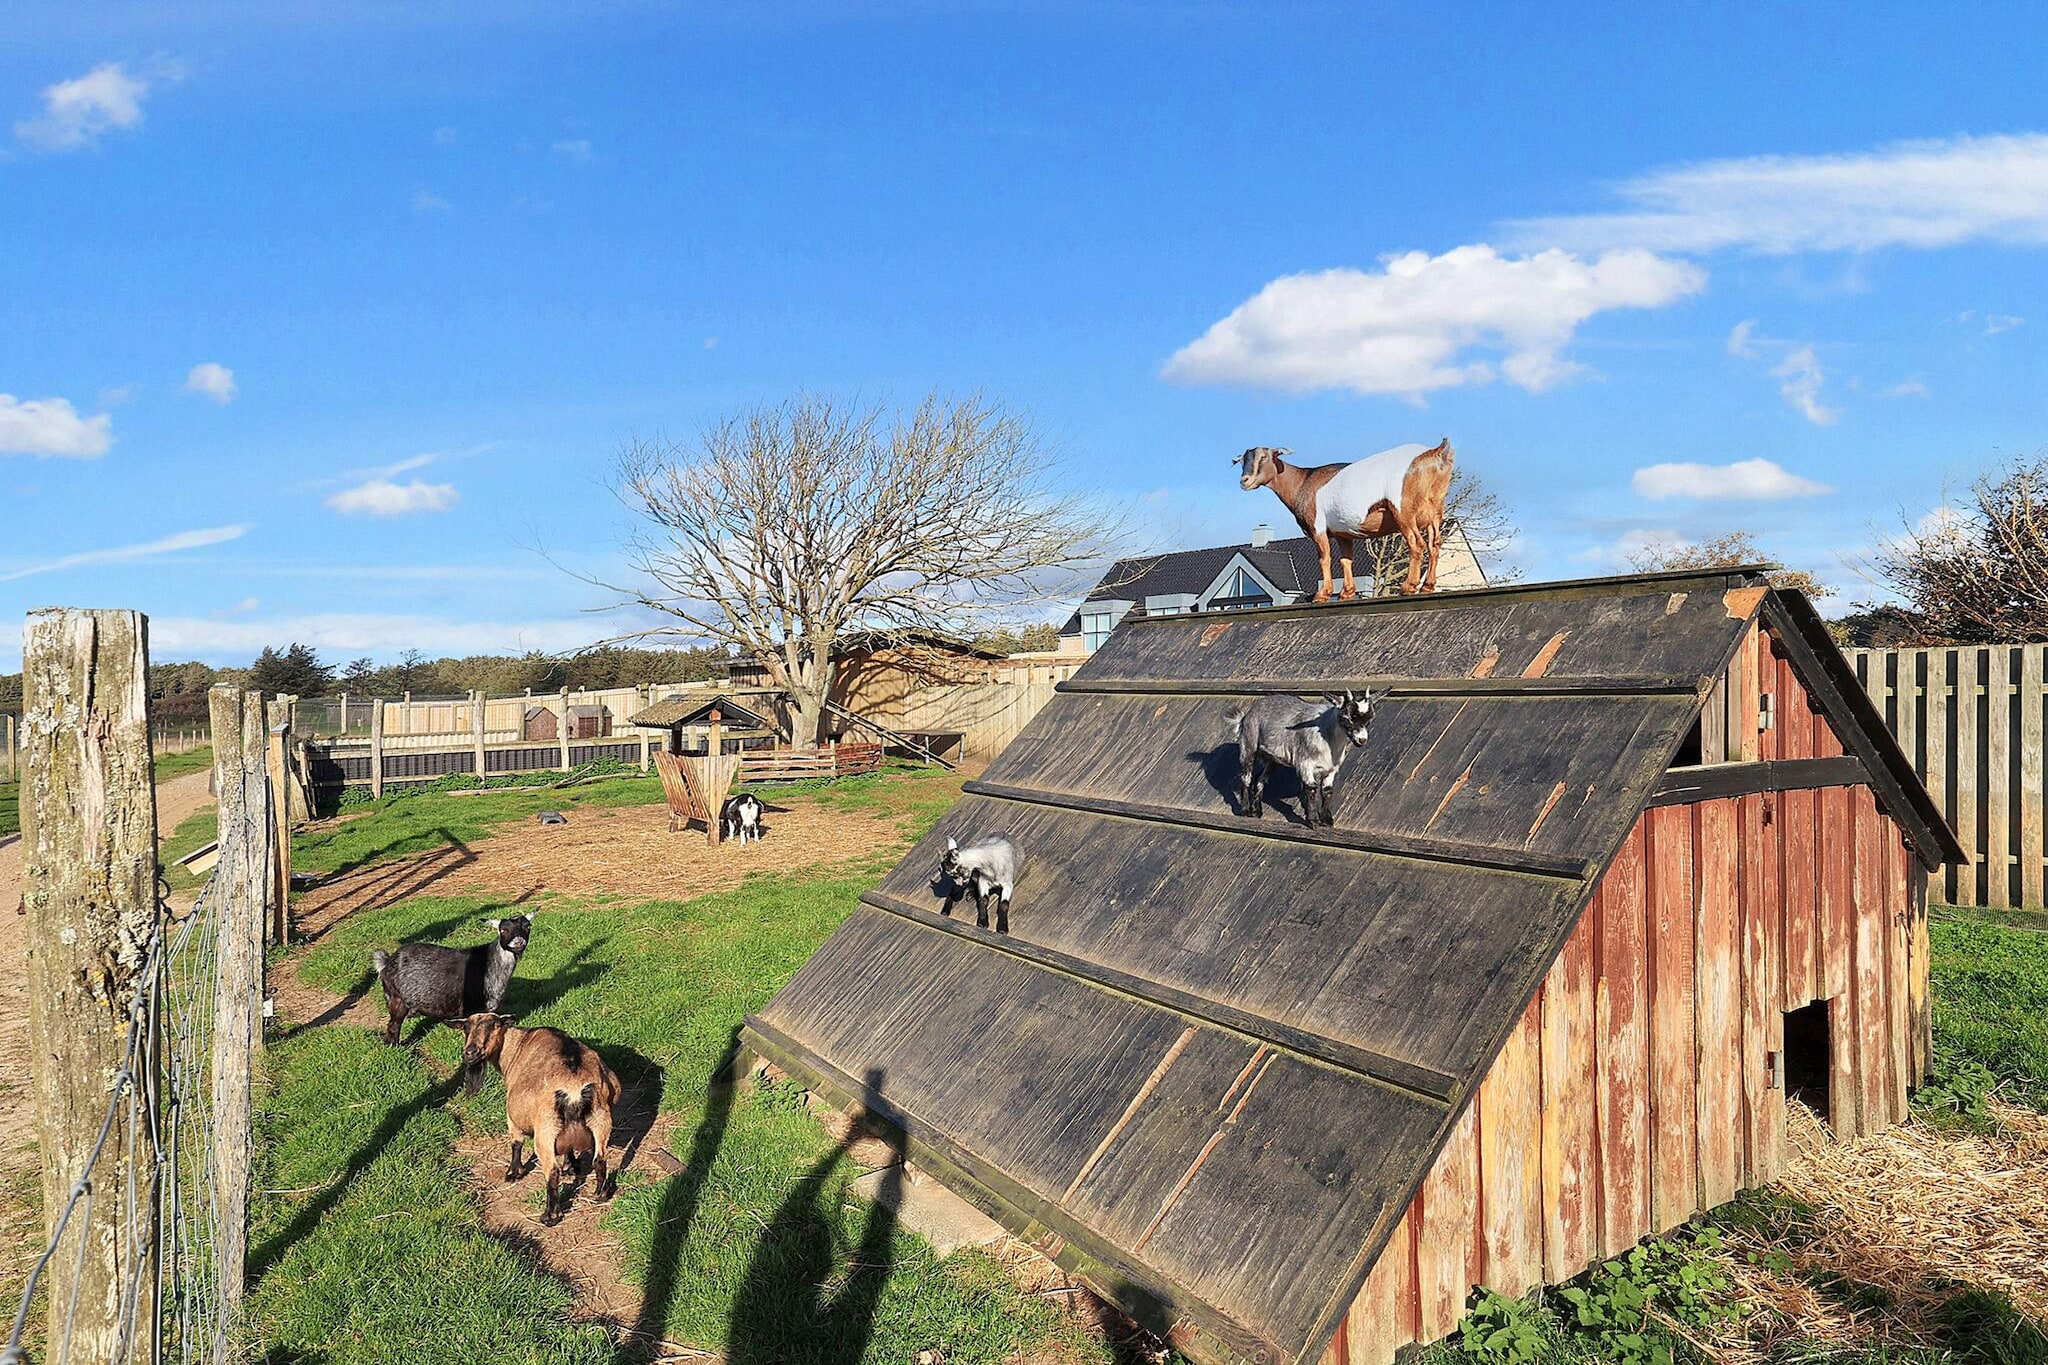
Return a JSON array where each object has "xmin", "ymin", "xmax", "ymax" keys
[
  {"xmin": 1761, "ymin": 591, "xmax": 1964, "ymax": 868},
  {"xmin": 859, "ymin": 890, "xmax": 1461, "ymax": 1104},
  {"xmin": 1115, "ymin": 565, "xmax": 1773, "ymax": 625},
  {"xmin": 961, "ymin": 778, "xmax": 1599, "ymax": 880},
  {"xmin": 1058, "ymin": 676, "xmax": 1709, "ymax": 698}
]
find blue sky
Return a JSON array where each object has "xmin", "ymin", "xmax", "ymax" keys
[{"xmin": 4, "ymin": 1, "xmax": 2045, "ymax": 668}]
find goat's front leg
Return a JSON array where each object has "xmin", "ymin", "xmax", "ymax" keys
[
  {"xmin": 1334, "ymin": 535, "xmax": 1359, "ymax": 600},
  {"xmin": 940, "ymin": 886, "xmax": 960, "ymax": 918},
  {"xmin": 1311, "ymin": 531, "xmax": 1335, "ymax": 602},
  {"xmin": 995, "ymin": 886, "xmax": 1011, "ymax": 935},
  {"xmin": 1245, "ymin": 756, "xmax": 1267, "ymax": 817},
  {"xmin": 505, "ymin": 1137, "xmax": 525, "ymax": 1182},
  {"xmin": 1321, "ymin": 774, "xmax": 1338, "ymax": 827}
]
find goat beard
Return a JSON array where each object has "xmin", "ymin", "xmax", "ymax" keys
[{"xmin": 463, "ymin": 1058, "xmax": 490, "ymax": 1095}]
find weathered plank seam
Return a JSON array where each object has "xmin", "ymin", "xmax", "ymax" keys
[
  {"xmin": 1062, "ymin": 1025, "xmax": 1198, "ymax": 1205},
  {"xmin": 1134, "ymin": 1052, "xmax": 1278, "ymax": 1252}
]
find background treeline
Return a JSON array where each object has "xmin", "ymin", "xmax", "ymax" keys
[{"xmin": 0, "ymin": 627, "xmax": 1063, "ymax": 724}]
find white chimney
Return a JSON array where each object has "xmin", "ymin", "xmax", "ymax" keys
[{"xmin": 1250, "ymin": 523, "xmax": 1274, "ymax": 548}]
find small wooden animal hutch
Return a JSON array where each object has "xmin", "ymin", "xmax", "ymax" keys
[{"xmin": 743, "ymin": 568, "xmax": 1962, "ymax": 1365}]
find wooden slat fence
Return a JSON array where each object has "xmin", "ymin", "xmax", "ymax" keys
[{"xmin": 1849, "ymin": 642, "xmax": 2047, "ymax": 907}]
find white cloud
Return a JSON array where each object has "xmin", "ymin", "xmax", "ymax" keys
[
  {"xmin": 412, "ymin": 187, "xmax": 452, "ymax": 213},
  {"xmin": 1984, "ymin": 313, "xmax": 2024, "ymax": 335},
  {"xmin": 0, "ymin": 524, "xmax": 248, "ymax": 582},
  {"xmin": 209, "ymin": 596, "xmax": 260, "ymax": 619},
  {"xmin": 0, "ymin": 394, "xmax": 113, "ymax": 457},
  {"xmin": 326, "ymin": 478, "xmax": 459, "ymax": 516},
  {"xmin": 1726, "ymin": 319, "xmax": 1759, "ymax": 358},
  {"xmin": 1163, "ymin": 245, "xmax": 1705, "ymax": 398},
  {"xmin": 1511, "ymin": 133, "xmax": 2048, "ymax": 255},
  {"xmin": 1574, "ymin": 527, "xmax": 1691, "ymax": 570},
  {"xmin": 550, "ymin": 138, "xmax": 592, "ymax": 163},
  {"xmin": 1881, "ymin": 376, "xmax": 1932, "ymax": 398},
  {"xmin": 150, "ymin": 612, "xmax": 605, "ymax": 659},
  {"xmin": 1632, "ymin": 457, "xmax": 1832, "ymax": 501},
  {"xmin": 1771, "ymin": 344, "xmax": 1837, "ymax": 425},
  {"xmin": 1916, "ymin": 504, "xmax": 1971, "ymax": 542},
  {"xmin": 14, "ymin": 59, "xmax": 182, "ymax": 153},
  {"xmin": 184, "ymin": 361, "xmax": 236, "ymax": 404}
]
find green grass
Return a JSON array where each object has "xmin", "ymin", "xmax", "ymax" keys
[
  {"xmin": 159, "ymin": 804, "xmax": 219, "ymax": 895},
  {"xmin": 153, "ymin": 743, "xmax": 214, "ymax": 783},
  {"xmin": 0, "ymin": 779, "xmax": 15, "ymax": 839},
  {"xmin": 262, "ymin": 766, "xmax": 1106, "ymax": 1365},
  {"xmin": 1927, "ymin": 905, "xmax": 2048, "ymax": 1109}
]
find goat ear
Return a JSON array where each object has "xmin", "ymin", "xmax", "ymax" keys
[
  {"xmin": 1275, "ymin": 447, "xmax": 1292, "ymax": 457},
  {"xmin": 946, "ymin": 836, "xmax": 959, "ymax": 852},
  {"xmin": 482, "ymin": 918, "xmax": 501, "ymax": 929}
]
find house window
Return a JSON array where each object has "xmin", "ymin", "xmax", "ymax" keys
[
  {"xmin": 1211, "ymin": 567, "xmax": 1272, "ymax": 610},
  {"xmin": 1081, "ymin": 612, "xmax": 1117, "ymax": 651}
]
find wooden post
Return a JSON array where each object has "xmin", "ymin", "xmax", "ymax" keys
[
  {"xmin": 209, "ymin": 686, "xmax": 267, "ymax": 1313},
  {"xmin": 338, "ymin": 691, "xmax": 349, "ymax": 737},
  {"xmin": 557, "ymin": 687, "xmax": 572, "ymax": 773},
  {"xmin": 265, "ymin": 697, "xmax": 293, "ymax": 944},
  {"xmin": 369, "ymin": 696, "xmax": 386, "ymax": 799},
  {"xmin": 471, "ymin": 689, "xmax": 487, "ymax": 779},
  {"xmin": 638, "ymin": 685, "xmax": 652, "ymax": 773},
  {"xmin": 23, "ymin": 608, "xmax": 160, "ymax": 1357}
]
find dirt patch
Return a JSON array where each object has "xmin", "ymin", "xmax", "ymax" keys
[{"xmin": 291, "ymin": 796, "xmax": 910, "ymax": 936}]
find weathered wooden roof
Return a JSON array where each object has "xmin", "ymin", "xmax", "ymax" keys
[
  {"xmin": 625, "ymin": 693, "xmax": 775, "ymax": 731},
  {"xmin": 744, "ymin": 568, "xmax": 1947, "ymax": 1365}
]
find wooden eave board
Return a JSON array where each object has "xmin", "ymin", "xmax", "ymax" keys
[{"xmin": 749, "ymin": 569, "xmax": 1765, "ymax": 1365}]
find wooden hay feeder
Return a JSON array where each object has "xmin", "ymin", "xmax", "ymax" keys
[
  {"xmin": 635, "ymin": 695, "xmax": 771, "ymax": 844},
  {"xmin": 741, "ymin": 568, "xmax": 1964, "ymax": 1365}
]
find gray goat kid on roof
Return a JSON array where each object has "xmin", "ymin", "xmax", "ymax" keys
[{"xmin": 1233, "ymin": 689, "xmax": 1384, "ymax": 828}]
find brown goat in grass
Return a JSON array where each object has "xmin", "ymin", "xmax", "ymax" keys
[
  {"xmin": 453, "ymin": 1013, "xmax": 621, "ymax": 1225},
  {"xmin": 1235, "ymin": 439, "xmax": 1456, "ymax": 598}
]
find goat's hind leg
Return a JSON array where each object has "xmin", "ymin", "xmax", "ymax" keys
[
  {"xmin": 505, "ymin": 1136, "xmax": 525, "ymax": 1182},
  {"xmin": 590, "ymin": 1107, "xmax": 615, "ymax": 1201},
  {"xmin": 973, "ymin": 882, "xmax": 989, "ymax": 930},
  {"xmin": 995, "ymin": 887, "xmax": 1010, "ymax": 936}
]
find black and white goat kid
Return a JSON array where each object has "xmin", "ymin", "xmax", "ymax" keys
[
  {"xmin": 1233, "ymin": 689, "xmax": 1384, "ymax": 828},
  {"xmin": 371, "ymin": 912, "xmax": 535, "ymax": 1045},
  {"xmin": 938, "ymin": 834, "xmax": 1018, "ymax": 934},
  {"xmin": 720, "ymin": 792, "xmax": 765, "ymax": 844}
]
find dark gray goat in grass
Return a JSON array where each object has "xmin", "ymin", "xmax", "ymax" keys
[
  {"xmin": 1232, "ymin": 689, "xmax": 1385, "ymax": 828},
  {"xmin": 371, "ymin": 912, "xmax": 535, "ymax": 1045},
  {"xmin": 939, "ymin": 834, "xmax": 1018, "ymax": 934}
]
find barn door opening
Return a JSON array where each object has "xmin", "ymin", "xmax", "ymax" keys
[{"xmin": 1782, "ymin": 1000, "xmax": 1831, "ymax": 1119}]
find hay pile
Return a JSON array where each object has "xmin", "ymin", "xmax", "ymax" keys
[{"xmin": 1704, "ymin": 1099, "xmax": 2048, "ymax": 1359}]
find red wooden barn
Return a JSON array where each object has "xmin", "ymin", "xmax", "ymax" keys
[{"xmin": 743, "ymin": 568, "xmax": 1963, "ymax": 1365}]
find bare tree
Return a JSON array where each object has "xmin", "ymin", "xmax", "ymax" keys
[
  {"xmin": 1866, "ymin": 454, "xmax": 2048, "ymax": 644},
  {"xmin": 1353, "ymin": 470, "xmax": 1519, "ymax": 593},
  {"xmin": 605, "ymin": 393, "xmax": 1116, "ymax": 743},
  {"xmin": 1626, "ymin": 528, "xmax": 1829, "ymax": 598}
]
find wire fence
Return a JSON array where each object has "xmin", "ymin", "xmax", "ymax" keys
[{"xmin": 2, "ymin": 873, "xmax": 235, "ymax": 1365}]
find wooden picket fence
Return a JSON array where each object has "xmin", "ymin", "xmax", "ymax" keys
[{"xmin": 1848, "ymin": 643, "xmax": 2047, "ymax": 908}]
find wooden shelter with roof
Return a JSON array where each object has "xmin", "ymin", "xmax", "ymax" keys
[
  {"xmin": 741, "ymin": 567, "xmax": 1961, "ymax": 1365},
  {"xmin": 625, "ymin": 692, "xmax": 778, "ymax": 755}
]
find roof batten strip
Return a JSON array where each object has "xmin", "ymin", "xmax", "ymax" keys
[
  {"xmin": 859, "ymin": 892, "xmax": 1462, "ymax": 1104},
  {"xmin": 962, "ymin": 779, "xmax": 1599, "ymax": 880},
  {"xmin": 1058, "ymin": 676, "xmax": 1707, "ymax": 698}
]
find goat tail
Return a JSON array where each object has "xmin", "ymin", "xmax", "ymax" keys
[
  {"xmin": 1221, "ymin": 704, "xmax": 1246, "ymax": 739},
  {"xmin": 370, "ymin": 948, "xmax": 389, "ymax": 978},
  {"xmin": 555, "ymin": 1082, "xmax": 595, "ymax": 1126},
  {"xmin": 1423, "ymin": 436, "xmax": 1455, "ymax": 473}
]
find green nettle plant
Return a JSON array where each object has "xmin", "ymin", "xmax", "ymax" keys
[
  {"xmin": 1553, "ymin": 1229, "xmax": 1743, "ymax": 1365},
  {"xmin": 1457, "ymin": 1289, "xmax": 1549, "ymax": 1364}
]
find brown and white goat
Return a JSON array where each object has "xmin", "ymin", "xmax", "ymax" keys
[
  {"xmin": 453, "ymin": 1013, "xmax": 621, "ymax": 1225},
  {"xmin": 1234, "ymin": 439, "xmax": 1455, "ymax": 598}
]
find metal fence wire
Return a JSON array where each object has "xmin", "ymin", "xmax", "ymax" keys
[{"xmin": 2, "ymin": 875, "xmax": 235, "ymax": 1365}]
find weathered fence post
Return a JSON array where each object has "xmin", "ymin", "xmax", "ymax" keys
[
  {"xmin": 471, "ymin": 689, "xmax": 487, "ymax": 779},
  {"xmin": 369, "ymin": 695, "xmax": 386, "ymax": 799},
  {"xmin": 2, "ymin": 712, "xmax": 16, "ymax": 779},
  {"xmin": 638, "ymin": 685, "xmax": 652, "ymax": 773},
  {"xmin": 210, "ymin": 686, "xmax": 268, "ymax": 1313},
  {"xmin": 22, "ymin": 608, "xmax": 159, "ymax": 1358},
  {"xmin": 557, "ymin": 686, "xmax": 572, "ymax": 773},
  {"xmin": 265, "ymin": 697, "xmax": 294, "ymax": 943}
]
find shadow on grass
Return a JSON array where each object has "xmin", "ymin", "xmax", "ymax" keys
[
  {"xmin": 627, "ymin": 1030, "xmax": 742, "ymax": 1355},
  {"xmin": 250, "ymin": 1070, "xmax": 466, "ymax": 1280},
  {"xmin": 727, "ymin": 1067, "xmax": 901, "ymax": 1365}
]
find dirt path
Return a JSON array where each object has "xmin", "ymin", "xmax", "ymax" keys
[{"xmin": 0, "ymin": 769, "xmax": 216, "ymax": 1274}]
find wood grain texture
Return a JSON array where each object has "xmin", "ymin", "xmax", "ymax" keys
[
  {"xmin": 1414, "ymin": 1102, "xmax": 1480, "ymax": 1344},
  {"xmin": 1851, "ymin": 786, "xmax": 1891, "ymax": 1134},
  {"xmin": 1345, "ymin": 1208, "xmax": 1417, "ymax": 1365},
  {"xmin": 1780, "ymin": 786, "xmax": 1820, "ymax": 1010},
  {"xmin": 1693, "ymin": 799, "xmax": 1741, "ymax": 1209},
  {"xmin": 1646, "ymin": 804, "xmax": 1699, "ymax": 1233},
  {"xmin": 1478, "ymin": 1003, "xmax": 1544, "ymax": 1298},
  {"xmin": 1886, "ymin": 822, "xmax": 1912, "ymax": 1116},
  {"xmin": 1738, "ymin": 793, "xmax": 1783, "ymax": 1186},
  {"xmin": 1595, "ymin": 823, "xmax": 1651, "ymax": 1257},
  {"xmin": 1820, "ymin": 786, "xmax": 1855, "ymax": 1001},
  {"xmin": 1540, "ymin": 916, "xmax": 1596, "ymax": 1282}
]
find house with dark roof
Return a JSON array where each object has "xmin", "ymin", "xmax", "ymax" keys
[{"xmin": 1061, "ymin": 523, "xmax": 1489, "ymax": 651}]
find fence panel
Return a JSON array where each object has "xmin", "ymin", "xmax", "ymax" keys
[{"xmin": 1849, "ymin": 643, "xmax": 2048, "ymax": 908}]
